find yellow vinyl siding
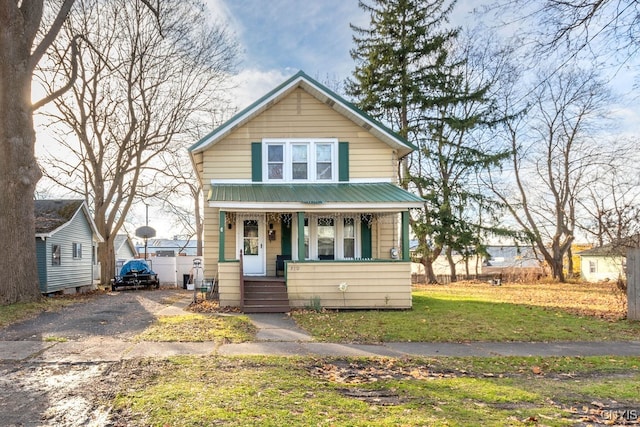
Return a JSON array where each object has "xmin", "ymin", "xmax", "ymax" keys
[
  {"xmin": 202, "ymin": 205, "xmax": 219, "ymax": 279},
  {"xmin": 371, "ymin": 214, "xmax": 400, "ymax": 259},
  {"xmin": 286, "ymin": 261, "xmax": 412, "ymax": 309},
  {"xmin": 203, "ymin": 139, "xmax": 252, "ymax": 179},
  {"xmin": 218, "ymin": 261, "xmax": 241, "ymax": 306},
  {"xmin": 199, "ymin": 88, "xmax": 397, "ymax": 183}
]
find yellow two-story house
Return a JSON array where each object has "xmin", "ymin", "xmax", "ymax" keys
[{"xmin": 189, "ymin": 71, "xmax": 423, "ymax": 312}]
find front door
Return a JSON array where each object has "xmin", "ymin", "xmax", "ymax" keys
[{"xmin": 238, "ymin": 215, "xmax": 265, "ymax": 275}]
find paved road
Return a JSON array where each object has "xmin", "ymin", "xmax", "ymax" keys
[{"xmin": 1, "ymin": 288, "xmax": 640, "ymax": 361}]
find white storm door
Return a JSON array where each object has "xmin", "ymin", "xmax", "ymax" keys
[{"xmin": 238, "ymin": 215, "xmax": 265, "ymax": 275}]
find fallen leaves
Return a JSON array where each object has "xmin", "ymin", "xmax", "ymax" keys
[
  {"xmin": 186, "ymin": 299, "xmax": 241, "ymax": 313},
  {"xmin": 415, "ymin": 281, "xmax": 627, "ymax": 321},
  {"xmin": 309, "ymin": 359, "xmax": 459, "ymax": 384}
]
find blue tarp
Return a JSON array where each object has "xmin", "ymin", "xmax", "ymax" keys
[{"xmin": 119, "ymin": 259, "xmax": 155, "ymax": 276}]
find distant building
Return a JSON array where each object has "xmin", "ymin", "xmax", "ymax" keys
[
  {"xmin": 114, "ymin": 234, "xmax": 138, "ymax": 270},
  {"xmin": 483, "ymin": 245, "xmax": 543, "ymax": 279},
  {"xmin": 136, "ymin": 238, "xmax": 198, "ymax": 257},
  {"xmin": 578, "ymin": 235, "xmax": 640, "ymax": 282}
]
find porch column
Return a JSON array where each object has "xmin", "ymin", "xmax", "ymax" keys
[
  {"xmin": 219, "ymin": 210, "xmax": 226, "ymax": 262},
  {"xmin": 297, "ymin": 211, "xmax": 305, "ymax": 261},
  {"xmin": 402, "ymin": 210, "xmax": 410, "ymax": 261}
]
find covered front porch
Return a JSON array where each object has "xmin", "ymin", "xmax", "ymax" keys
[
  {"xmin": 216, "ymin": 209, "xmax": 414, "ymax": 311},
  {"xmin": 210, "ymin": 182, "xmax": 422, "ymax": 312}
]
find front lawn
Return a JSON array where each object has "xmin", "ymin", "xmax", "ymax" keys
[
  {"xmin": 111, "ymin": 355, "xmax": 640, "ymax": 427},
  {"xmin": 292, "ymin": 281, "xmax": 638, "ymax": 343}
]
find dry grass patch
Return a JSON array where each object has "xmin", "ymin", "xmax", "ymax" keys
[{"xmin": 417, "ymin": 280, "xmax": 626, "ymax": 320}]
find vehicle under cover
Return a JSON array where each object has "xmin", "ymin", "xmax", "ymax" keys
[{"xmin": 111, "ymin": 259, "xmax": 159, "ymax": 291}]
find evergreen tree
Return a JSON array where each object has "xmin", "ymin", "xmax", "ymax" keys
[{"xmin": 347, "ymin": 0, "xmax": 514, "ymax": 282}]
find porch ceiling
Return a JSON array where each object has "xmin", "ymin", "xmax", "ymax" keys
[{"xmin": 208, "ymin": 182, "xmax": 423, "ymax": 211}]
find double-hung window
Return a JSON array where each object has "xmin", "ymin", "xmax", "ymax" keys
[
  {"xmin": 264, "ymin": 138, "xmax": 336, "ymax": 182},
  {"xmin": 72, "ymin": 242, "xmax": 82, "ymax": 259},
  {"xmin": 295, "ymin": 215, "xmax": 359, "ymax": 260}
]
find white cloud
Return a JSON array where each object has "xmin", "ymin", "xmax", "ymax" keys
[{"xmin": 229, "ymin": 67, "xmax": 294, "ymax": 110}]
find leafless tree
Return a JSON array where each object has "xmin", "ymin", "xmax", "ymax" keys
[
  {"xmin": 577, "ymin": 155, "xmax": 640, "ymax": 246},
  {"xmin": 489, "ymin": 66, "xmax": 617, "ymax": 281},
  {"xmin": 36, "ymin": 0, "xmax": 237, "ymax": 283}
]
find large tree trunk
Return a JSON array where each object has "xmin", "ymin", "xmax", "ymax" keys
[
  {"xmin": 0, "ymin": 5, "xmax": 44, "ymax": 304},
  {"xmin": 98, "ymin": 236, "xmax": 117, "ymax": 285}
]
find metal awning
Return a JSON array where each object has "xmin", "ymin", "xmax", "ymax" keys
[{"xmin": 208, "ymin": 182, "xmax": 423, "ymax": 211}]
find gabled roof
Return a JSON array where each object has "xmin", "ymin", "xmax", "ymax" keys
[
  {"xmin": 35, "ymin": 199, "xmax": 104, "ymax": 242},
  {"xmin": 578, "ymin": 235, "xmax": 640, "ymax": 257},
  {"xmin": 189, "ymin": 70, "xmax": 416, "ymax": 157},
  {"xmin": 208, "ymin": 182, "xmax": 423, "ymax": 211},
  {"xmin": 115, "ymin": 234, "xmax": 138, "ymax": 256}
]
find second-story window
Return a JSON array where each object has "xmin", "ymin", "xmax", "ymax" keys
[
  {"xmin": 316, "ymin": 143, "xmax": 332, "ymax": 180},
  {"xmin": 292, "ymin": 144, "xmax": 308, "ymax": 180},
  {"xmin": 267, "ymin": 145, "xmax": 284, "ymax": 180},
  {"xmin": 264, "ymin": 138, "xmax": 337, "ymax": 182}
]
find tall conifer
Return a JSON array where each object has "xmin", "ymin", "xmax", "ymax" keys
[{"xmin": 348, "ymin": 0, "xmax": 514, "ymax": 282}]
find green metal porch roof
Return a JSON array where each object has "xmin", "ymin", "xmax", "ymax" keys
[{"xmin": 208, "ymin": 182, "xmax": 423, "ymax": 209}]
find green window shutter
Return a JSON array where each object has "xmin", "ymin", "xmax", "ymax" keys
[
  {"xmin": 251, "ymin": 142, "xmax": 262, "ymax": 182},
  {"xmin": 360, "ymin": 214, "xmax": 372, "ymax": 259},
  {"xmin": 339, "ymin": 141, "xmax": 349, "ymax": 182},
  {"xmin": 281, "ymin": 215, "xmax": 292, "ymax": 256}
]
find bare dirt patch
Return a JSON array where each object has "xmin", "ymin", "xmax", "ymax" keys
[{"xmin": 0, "ymin": 361, "xmax": 114, "ymax": 426}]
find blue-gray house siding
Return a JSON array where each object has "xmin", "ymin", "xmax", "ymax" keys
[{"xmin": 35, "ymin": 200, "xmax": 102, "ymax": 294}]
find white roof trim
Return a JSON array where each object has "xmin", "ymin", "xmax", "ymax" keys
[{"xmin": 35, "ymin": 201, "xmax": 104, "ymax": 242}]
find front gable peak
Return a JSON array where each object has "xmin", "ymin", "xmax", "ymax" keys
[{"xmin": 189, "ymin": 70, "xmax": 415, "ymax": 157}]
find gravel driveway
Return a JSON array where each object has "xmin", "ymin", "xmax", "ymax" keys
[{"xmin": 0, "ymin": 288, "xmax": 189, "ymax": 427}]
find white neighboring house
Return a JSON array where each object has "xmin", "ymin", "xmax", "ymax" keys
[{"xmin": 578, "ymin": 236, "xmax": 640, "ymax": 282}]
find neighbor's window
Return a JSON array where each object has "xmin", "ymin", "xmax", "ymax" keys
[
  {"xmin": 52, "ymin": 245, "xmax": 61, "ymax": 266},
  {"xmin": 263, "ymin": 138, "xmax": 337, "ymax": 182},
  {"xmin": 589, "ymin": 260, "xmax": 596, "ymax": 274},
  {"xmin": 72, "ymin": 242, "xmax": 82, "ymax": 259}
]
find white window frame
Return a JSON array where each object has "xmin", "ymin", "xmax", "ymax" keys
[
  {"xmin": 263, "ymin": 138, "xmax": 337, "ymax": 182},
  {"xmin": 72, "ymin": 242, "xmax": 83, "ymax": 259},
  {"xmin": 293, "ymin": 214, "xmax": 360, "ymax": 260}
]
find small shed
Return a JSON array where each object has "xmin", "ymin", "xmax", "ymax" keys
[
  {"xmin": 35, "ymin": 199, "xmax": 103, "ymax": 294},
  {"xmin": 114, "ymin": 234, "xmax": 138, "ymax": 270}
]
